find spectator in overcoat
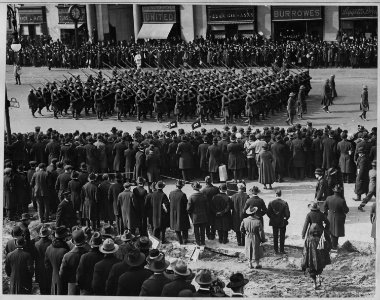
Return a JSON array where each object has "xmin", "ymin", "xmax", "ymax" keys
[
  {"xmin": 314, "ymin": 168, "xmax": 328, "ymax": 202},
  {"xmin": 337, "ymin": 132, "xmax": 355, "ymax": 183},
  {"xmin": 30, "ymin": 163, "xmax": 50, "ymax": 222},
  {"xmin": 108, "ymin": 172, "xmax": 124, "ymax": 234},
  {"xmin": 227, "ymin": 134, "xmax": 246, "ymax": 181},
  {"xmin": 323, "ymin": 185, "xmax": 349, "ymax": 250},
  {"xmin": 321, "ymin": 130, "xmax": 337, "ymax": 170},
  {"xmin": 34, "ymin": 226, "xmax": 52, "ymax": 294},
  {"xmin": 267, "ymin": 189, "xmax": 290, "ymax": 254},
  {"xmin": 187, "ymin": 181, "xmax": 209, "ymax": 246},
  {"xmin": 117, "ymin": 182, "xmax": 139, "ymax": 234},
  {"xmin": 76, "ymin": 232, "xmax": 103, "ymax": 295},
  {"xmin": 59, "ymin": 229, "xmax": 88, "ymax": 295},
  {"xmin": 5, "ymin": 237, "xmax": 34, "ymax": 294},
  {"xmin": 56, "ymin": 191, "xmax": 76, "ymax": 229},
  {"xmin": 176, "ymin": 136, "xmax": 194, "ymax": 181},
  {"xmin": 231, "ymin": 183, "xmax": 249, "ymax": 246},
  {"xmin": 92, "ymin": 238, "xmax": 120, "ymax": 295},
  {"xmin": 206, "ymin": 137, "xmax": 222, "ymax": 183},
  {"xmin": 258, "ymin": 144, "xmax": 275, "ymax": 189},
  {"xmin": 358, "ymin": 160, "xmax": 376, "ymax": 211},
  {"xmin": 270, "ymin": 135, "xmax": 287, "ymax": 182},
  {"xmin": 211, "ymin": 183, "xmax": 232, "ymax": 244},
  {"xmin": 353, "ymin": 147, "xmax": 371, "ymax": 202},
  {"xmin": 146, "ymin": 181, "xmax": 170, "ymax": 243},
  {"xmin": 169, "ymin": 179, "xmax": 190, "ymax": 244},
  {"xmin": 80, "ymin": 173, "xmax": 99, "ymax": 229},
  {"xmin": 44, "ymin": 226, "xmax": 70, "ymax": 295}
]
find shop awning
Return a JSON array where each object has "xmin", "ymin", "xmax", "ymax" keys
[{"xmin": 137, "ymin": 23, "xmax": 174, "ymax": 40}]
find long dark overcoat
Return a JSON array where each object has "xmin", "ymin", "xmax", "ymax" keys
[
  {"xmin": 80, "ymin": 181, "xmax": 98, "ymax": 220},
  {"xmin": 176, "ymin": 141, "xmax": 194, "ymax": 170},
  {"xmin": 211, "ymin": 192, "xmax": 232, "ymax": 231},
  {"xmin": 187, "ymin": 190, "xmax": 209, "ymax": 225},
  {"xmin": 231, "ymin": 191, "xmax": 249, "ymax": 232},
  {"xmin": 206, "ymin": 144, "xmax": 222, "ymax": 173},
  {"xmin": 227, "ymin": 141, "xmax": 246, "ymax": 170},
  {"xmin": 169, "ymin": 189, "xmax": 191, "ymax": 231},
  {"xmin": 323, "ymin": 194, "xmax": 349, "ymax": 237},
  {"xmin": 337, "ymin": 139, "xmax": 354, "ymax": 173}
]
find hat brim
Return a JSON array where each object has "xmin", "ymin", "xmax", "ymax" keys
[
  {"xmin": 173, "ymin": 268, "xmax": 192, "ymax": 277},
  {"xmin": 148, "ymin": 260, "xmax": 170, "ymax": 272},
  {"xmin": 126, "ymin": 253, "xmax": 146, "ymax": 267},
  {"xmin": 100, "ymin": 243, "xmax": 119, "ymax": 254},
  {"xmin": 195, "ymin": 274, "xmax": 216, "ymax": 285},
  {"xmin": 227, "ymin": 278, "xmax": 249, "ymax": 288},
  {"xmin": 137, "ymin": 240, "xmax": 153, "ymax": 249}
]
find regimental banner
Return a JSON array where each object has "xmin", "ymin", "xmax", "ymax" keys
[
  {"xmin": 272, "ymin": 6, "xmax": 322, "ymax": 21},
  {"xmin": 207, "ymin": 6, "xmax": 256, "ymax": 24},
  {"xmin": 58, "ymin": 6, "xmax": 86, "ymax": 24},
  {"xmin": 340, "ymin": 6, "xmax": 377, "ymax": 19},
  {"xmin": 18, "ymin": 8, "xmax": 45, "ymax": 24},
  {"xmin": 142, "ymin": 5, "xmax": 177, "ymax": 23}
]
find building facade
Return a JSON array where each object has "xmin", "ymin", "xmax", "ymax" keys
[{"xmin": 12, "ymin": 4, "xmax": 378, "ymax": 43}]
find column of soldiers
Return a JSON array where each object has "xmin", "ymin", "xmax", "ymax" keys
[{"xmin": 26, "ymin": 66, "xmax": 312, "ymax": 124}]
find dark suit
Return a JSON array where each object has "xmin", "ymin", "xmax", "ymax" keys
[
  {"xmin": 31, "ymin": 169, "xmax": 50, "ymax": 221},
  {"xmin": 146, "ymin": 190, "xmax": 170, "ymax": 241},
  {"xmin": 231, "ymin": 191, "xmax": 249, "ymax": 245},
  {"xmin": 55, "ymin": 172, "xmax": 71, "ymax": 199},
  {"xmin": 133, "ymin": 186, "xmax": 148, "ymax": 235},
  {"xmin": 323, "ymin": 194, "xmax": 349, "ymax": 249},
  {"xmin": 45, "ymin": 140, "xmax": 60, "ymax": 164},
  {"xmin": 112, "ymin": 142, "xmax": 127, "ymax": 172},
  {"xmin": 84, "ymin": 143, "xmax": 99, "ymax": 173},
  {"xmin": 34, "ymin": 237, "xmax": 52, "ymax": 294},
  {"xmin": 5, "ymin": 248, "xmax": 34, "ymax": 294},
  {"xmin": 315, "ymin": 177, "xmax": 328, "ymax": 202},
  {"xmin": 106, "ymin": 261, "xmax": 130, "ymax": 296},
  {"xmin": 92, "ymin": 255, "xmax": 120, "ymax": 295},
  {"xmin": 271, "ymin": 141, "xmax": 287, "ymax": 181},
  {"xmin": 44, "ymin": 239, "xmax": 70, "ymax": 295},
  {"xmin": 198, "ymin": 143, "xmax": 210, "ymax": 172},
  {"xmin": 117, "ymin": 190, "xmax": 139, "ymax": 233},
  {"xmin": 116, "ymin": 267, "xmax": 153, "ymax": 296},
  {"xmin": 169, "ymin": 188, "xmax": 190, "ymax": 244},
  {"xmin": 76, "ymin": 248, "xmax": 103, "ymax": 294},
  {"xmin": 211, "ymin": 192, "xmax": 232, "ymax": 242},
  {"xmin": 206, "ymin": 144, "xmax": 222, "ymax": 176},
  {"xmin": 267, "ymin": 197, "xmax": 290, "ymax": 252},
  {"xmin": 188, "ymin": 190, "xmax": 209, "ymax": 245},
  {"xmin": 201, "ymin": 184, "xmax": 219, "ymax": 239},
  {"xmin": 161, "ymin": 277, "xmax": 196, "ymax": 297},
  {"xmin": 322, "ymin": 137, "xmax": 337, "ymax": 170},
  {"xmin": 59, "ymin": 246, "xmax": 88, "ymax": 294},
  {"xmin": 56, "ymin": 199, "xmax": 76, "ymax": 229},
  {"xmin": 140, "ymin": 273, "xmax": 171, "ymax": 296}
]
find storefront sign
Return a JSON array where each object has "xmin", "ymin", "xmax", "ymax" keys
[
  {"xmin": 272, "ymin": 6, "xmax": 322, "ymax": 21},
  {"xmin": 207, "ymin": 6, "xmax": 256, "ymax": 24},
  {"xmin": 142, "ymin": 5, "xmax": 177, "ymax": 23},
  {"xmin": 340, "ymin": 6, "xmax": 377, "ymax": 19},
  {"xmin": 19, "ymin": 13, "xmax": 44, "ymax": 24},
  {"xmin": 58, "ymin": 6, "xmax": 86, "ymax": 24}
]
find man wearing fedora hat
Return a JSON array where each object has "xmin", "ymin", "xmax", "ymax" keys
[
  {"xmin": 80, "ymin": 172, "xmax": 99, "ymax": 229},
  {"xmin": 56, "ymin": 191, "xmax": 76, "ymax": 230},
  {"xmin": 353, "ymin": 147, "xmax": 371, "ymax": 202},
  {"xmin": 109, "ymin": 172, "xmax": 124, "ymax": 235},
  {"xmin": 17, "ymin": 213, "xmax": 32, "ymax": 247},
  {"xmin": 133, "ymin": 176, "xmax": 149, "ymax": 236},
  {"xmin": 211, "ymin": 183, "xmax": 232, "ymax": 244},
  {"xmin": 5, "ymin": 236, "xmax": 34, "ymax": 294},
  {"xmin": 45, "ymin": 226, "xmax": 70, "ymax": 295},
  {"xmin": 140, "ymin": 250, "xmax": 171, "ymax": 296},
  {"xmin": 5, "ymin": 225, "xmax": 23, "ymax": 255},
  {"xmin": 117, "ymin": 182, "xmax": 140, "ymax": 235},
  {"xmin": 97, "ymin": 174, "xmax": 112, "ymax": 224},
  {"xmin": 188, "ymin": 181, "xmax": 209, "ymax": 246},
  {"xmin": 106, "ymin": 235, "xmax": 136, "ymax": 295},
  {"xmin": 314, "ymin": 168, "xmax": 328, "ymax": 202},
  {"xmin": 201, "ymin": 176, "xmax": 219, "ymax": 240},
  {"xmin": 34, "ymin": 225, "xmax": 53, "ymax": 294},
  {"xmin": 161, "ymin": 259, "xmax": 196, "ymax": 296},
  {"xmin": 244, "ymin": 186, "xmax": 267, "ymax": 227},
  {"xmin": 59, "ymin": 229, "xmax": 89, "ymax": 295},
  {"xmin": 68, "ymin": 171, "xmax": 82, "ymax": 213},
  {"xmin": 226, "ymin": 272, "xmax": 249, "ymax": 297},
  {"xmin": 323, "ymin": 185, "xmax": 349, "ymax": 251},
  {"xmin": 55, "ymin": 164, "xmax": 73, "ymax": 200},
  {"xmin": 358, "ymin": 160, "xmax": 376, "ymax": 211},
  {"xmin": 231, "ymin": 183, "xmax": 249, "ymax": 246},
  {"xmin": 169, "ymin": 179, "xmax": 190, "ymax": 245},
  {"xmin": 92, "ymin": 238, "xmax": 121, "ymax": 295},
  {"xmin": 193, "ymin": 269, "xmax": 216, "ymax": 297},
  {"xmin": 146, "ymin": 181, "xmax": 170, "ymax": 243},
  {"xmin": 77, "ymin": 232, "xmax": 103, "ymax": 295},
  {"xmin": 116, "ymin": 248, "xmax": 152, "ymax": 296},
  {"xmin": 30, "ymin": 162, "xmax": 50, "ymax": 222}
]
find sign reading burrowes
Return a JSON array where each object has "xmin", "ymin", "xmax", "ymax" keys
[
  {"xmin": 272, "ymin": 6, "xmax": 322, "ymax": 21},
  {"xmin": 340, "ymin": 6, "xmax": 377, "ymax": 19},
  {"xmin": 142, "ymin": 5, "xmax": 177, "ymax": 23}
]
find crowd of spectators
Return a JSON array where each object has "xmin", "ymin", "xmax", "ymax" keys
[{"xmin": 7, "ymin": 33, "xmax": 377, "ymax": 69}]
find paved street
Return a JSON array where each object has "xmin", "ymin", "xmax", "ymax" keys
[{"xmin": 4, "ymin": 66, "xmax": 377, "ymax": 245}]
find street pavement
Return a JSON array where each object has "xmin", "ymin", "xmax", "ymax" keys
[{"xmin": 4, "ymin": 65, "xmax": 378, "ymax": 246}]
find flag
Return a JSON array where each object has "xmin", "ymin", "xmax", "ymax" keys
[
  {"xmin": 191, "ymin": 119, "xmax": 201, "ymax": 130},
  {"xmin": 168, "ymin": 120, "xmax": 177, "ymax": 129}
]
